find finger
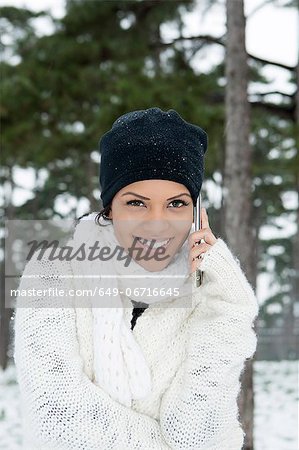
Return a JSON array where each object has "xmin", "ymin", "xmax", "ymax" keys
[
  {"xmin": 189, "ymin": 255, "xmax": 204, "ymax": 274},
  {"xmin": 201, "ymin": 207, "xmax": 209, "ymax": 229},
  {"xmin": 190, "ymin": 242, "xmax": 210, "ymax": 259},
  {"xmin": 200, "ymin": 207, "xmax": 203, "ymax": 229},
  {"xmin": 188, "ymin": 229, "xmax": 208, "ymax": 248},
  {"xmin": 188, "ymin": 229, "xmax": 216, "ymax": 248},
  {"xmin": 188, "ymin": 243, "xmax": 210, "ymax": 266}
]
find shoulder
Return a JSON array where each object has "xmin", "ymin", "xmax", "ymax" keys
[{"xmin": 16, "ymin": 246, "xmax": 74, "ymax": 309}]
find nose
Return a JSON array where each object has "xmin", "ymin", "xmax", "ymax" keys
[{"xmin": 140, "ymin": 208, "xmax": 171, "ymax": 237}]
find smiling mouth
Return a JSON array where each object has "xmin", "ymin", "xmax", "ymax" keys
[{"xmin": 132, "ymin": 236, "xmax": 173, "ymax": 249}]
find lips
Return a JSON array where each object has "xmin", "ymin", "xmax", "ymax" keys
[{"xmin": 133, "ymin": 236, "xmax": 172, "ymax": 249}]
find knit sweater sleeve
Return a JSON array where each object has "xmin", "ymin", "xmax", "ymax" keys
[
  {"xmin": 159, "ymin": 238, "xmax": 259, "ymax": 450},
  {"xmin": 13, "ymin": 251, "xmax": 169, "ymax": 450}
]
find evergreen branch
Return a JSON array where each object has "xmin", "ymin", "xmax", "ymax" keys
[{"xmin": 154, "ymin": 34, "xmax": 295, "ymax": 71}]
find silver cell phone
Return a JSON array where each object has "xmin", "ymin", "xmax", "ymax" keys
[{"xmin": 193, "ymin": 193, "xmax": 203, "ymax": 287}]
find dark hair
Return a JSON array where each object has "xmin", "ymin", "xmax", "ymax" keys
[
  {"xmin": 75, "ymin": 203, "xmax": 112, "ymax": 229},
  {"xmin": 94, "ymin": 204, "xmax": 112, "ymax": 226},
  {"xmin": 75, "ymin": 204, "xmax": 112, "ymax": 228}
]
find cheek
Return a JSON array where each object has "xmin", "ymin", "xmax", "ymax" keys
[
  {"xmin": 113, "ymin": 224, "xmax": 133, "ymax": 249},
  {"xmin": 172, "ymin": 226, "xmax": 192, "ymax": 251},
  {"xmin": 173, "ymin": 221, "xmax": 192, "ymax": 238}
]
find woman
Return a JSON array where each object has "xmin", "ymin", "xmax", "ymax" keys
[{"xmin": 13, "ymin": 107, "xmax": 259, "ymax": 449}]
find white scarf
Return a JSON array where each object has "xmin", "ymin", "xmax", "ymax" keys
[{"xmin": 69, "ymin": 212, "xmax": 195, "ymax": 407}]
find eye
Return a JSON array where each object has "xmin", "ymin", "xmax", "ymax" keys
[
  {"xmin": 126, "ymin": 199, "xmax": 190, "ymax": 208},
  {"xmin": 126, "ymin": 199, "xmax": 146, "ymax": 207},
  {"xmin": 169, "ymin": 200, "xmax": 190, "ymax": 208}
]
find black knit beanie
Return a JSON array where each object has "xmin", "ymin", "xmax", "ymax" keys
[{"xmin": 98, "ymin": 107, "xmax": 208, "ymax": 208}]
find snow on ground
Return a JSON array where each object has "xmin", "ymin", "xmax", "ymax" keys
[
  {"xmin": 253, "ymin": 360, "xmax": 298, "ymax": 450},
  {"xmin": 0, "ymin": 364, "xmax": 22, "ymax": 450},
  {"xmin": 0, "ymin": 361, "xmax": 298, "ymax": 449}
]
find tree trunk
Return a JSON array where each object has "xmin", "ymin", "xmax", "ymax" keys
[
  {"xmin": 224, "ymin": 1, "xmax": 256, "ymax": 449},
  {"xmin": 287, "ymin": 55, "xmax": 299, "ymax": 354},
  {"xmin": 86, "ymin": 152, "xmax": 99, "ymax": 212},
  {"xmin": 0, "ymin": 260, "xmax": 11, "ymax": 370},
  {"xmin": 0, "ymin": 166, "xmax": 15, "ymax": 369}
]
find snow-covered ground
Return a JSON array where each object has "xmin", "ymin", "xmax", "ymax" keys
[
  {"xmin": 253, "ymin": 360, "xmax": 298, "ymax": 450},
  {"xmin": 0, "ymin": 361, "xmax": 298, "ymax": 449},
  {"xmin": 0, "ymin": 364, "xmax": 22, "ymax": 450}
]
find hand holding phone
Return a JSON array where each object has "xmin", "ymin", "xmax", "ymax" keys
[
  {"xmin": 193, "ymin": 193, "xmax": 203, "ymax": 287},
  {"xmin": 191, "ymin": 200, "xmax": 218, "ymax": 287}
]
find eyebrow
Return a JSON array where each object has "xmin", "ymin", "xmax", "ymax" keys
[{"xmin": 121, "ymin": 192, "xmax": 192, "ymax": 201}]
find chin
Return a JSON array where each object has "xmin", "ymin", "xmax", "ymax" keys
[{"xmin": 135, "ymin": 255, "xmax": 173, "ymax": 272}]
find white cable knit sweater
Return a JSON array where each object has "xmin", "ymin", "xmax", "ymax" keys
[{"xmin": 13, "ymin": 236, "xmax": 259, "ymax": 450}]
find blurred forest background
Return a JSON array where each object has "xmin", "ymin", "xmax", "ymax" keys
[{"xmin": 0, "ymin": 0, "xmax": 298, "ymax": 449}]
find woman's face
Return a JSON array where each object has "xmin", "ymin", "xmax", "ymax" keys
[{"xmin": 108, "ymin": 179, "xmax": 193, "ymax": 272}]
